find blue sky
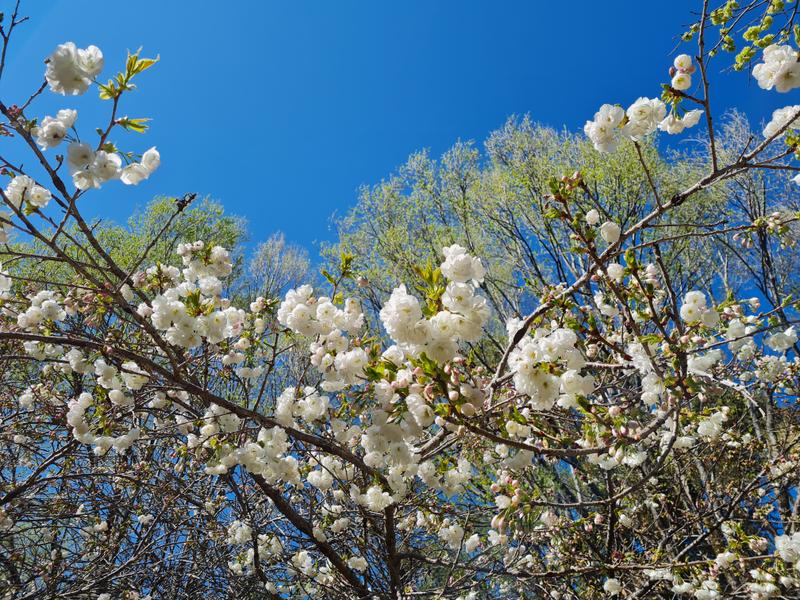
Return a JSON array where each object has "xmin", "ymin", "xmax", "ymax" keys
[{"xmin": 3, "ymin": 0, "xmax": 781, "ymax": 253}]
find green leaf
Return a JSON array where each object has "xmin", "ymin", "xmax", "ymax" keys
[
  {"xmin": 98, "ymin": 80, "xmax": 118, "ymax": 100},
  {"xmin": 129, "ymin": 54, "xmax": 160, "ymax": 76},
  {"xmin": 117, "ymin": 116, "xmax": 151, "ymax": 133},
  {"xmin": 321, "ymin": 269, "xmax": 336, "ymax": 285}
]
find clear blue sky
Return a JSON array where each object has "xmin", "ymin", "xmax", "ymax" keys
[{"xmin": 3, "ymin": 0, "xmax": 779, "ymax": 253}]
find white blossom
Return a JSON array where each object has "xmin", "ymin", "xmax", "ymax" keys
[
  {"xmin": 45, "ymin": 42, "xmax": 104, "ymax": 95},
  {"xmin": 753, "ymin": 44, "xmax": 800, "ymax": 93}
]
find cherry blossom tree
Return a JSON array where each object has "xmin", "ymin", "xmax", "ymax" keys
[{"xmin": 1, "ymin": 1, "xmax": 800, "ymax": 598}]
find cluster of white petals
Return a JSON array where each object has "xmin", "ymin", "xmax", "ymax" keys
[
  {"xmin": 657, "ymin": 109, "xmax": 703, "ymax": 135},
  {"xmin": 45, "ymin": 42, "xmax": 104, "ymax": 95},
  {"xmin": 696, "ymin": 409, "xmax": 728, "ymax": 441},
  {"xmin": 67, "ymin": 142, "xmax": 159, "ymax": 190},
  {"xmin": 120, "ymin": 147, "xmax": 161, "ymax": 186},
  {"xmin": 775, "ymin": 532, "xmax": 800, "ymax": 564},
  {"xmin": 0, "ymin": 264, "xmax": 10, "ymax": 297},
  {"xmin": 753, "ymin": 44, "xmax": 800, "ymax": 93},
  {"xmin": 680, "ymin": 291, "xmax": 719, "ymax": 327},
  {"xmin": 3, "ymin": 175, "xmax": 51, "ymax": 209},
  {"xmin": 670, "ymin": 54, "xmax": 695, "ymax": 91},
  {"xmin": 762, "ymin": 105, "xmax": 800, "ymax": 138},
  {"xmin": 66, "ymin": 392, "xmax": 140, "ymax": 455},
  {"xmin": 378, "ymin": 244, "xmax": 489, "ymax": 364},
  {"xmin": 136, "ymin": 242, "xmax": 241, "ymax": 348},
  {"xmin": 32, "ymin": 109, "xmax": 77, "ymax": 149},
  {"xmin": 585, "ymin": 54, "xmax": 707, "ymax": 152},
  {"xmin": 583, "ymin": 104, "xmax": 626, "ymax": 153},
  {"xmin": 509, "ymin": 325, "xmax": 588, "ymax": 411},
  {"xmin": 277, "ymin": 283, "xmax": 365, "ymax": 391},
  {"xmin": 766, "ymin": 326, "xmax": 797, "ymax": 353},
  {"xmin": 624, "ymin": 97, "xmax": 667, "ymax": 141},
  {"xmin": 440, "ymin": 243, "xmax": 486, "ymax": 284},
  {"xmin": 16, "ymin": 290, "xmax": 67, "ymax": 329}
]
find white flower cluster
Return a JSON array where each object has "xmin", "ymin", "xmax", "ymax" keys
[
  {"xmin": 360, "ymin": 407, "xmax": 418, "ymax": 493},
  {"xmin": 775, "ymin": 532, "xmax": 800, "ymax": 564},
  {"xmin": 687, "ymin": 349, "xmax": 723, "ymax": 375},
  {"xmin": 619, "ymin": 339, "xmax": 652, "ymax": 373},
  {"xmin": 766, "ymin": 326, "xmax": 797, "ymax": 353},
  {"xmin": 593, "ymin": 444, "xmax": 647, "ymax": 471},
  {"xmin": 756, "ymin": 354, "xmax": 791, "ymax": 383},
  {"xmin": 149, "ymin": 295, "xmax": 243, "ymax": 348},
  {"xmin": 119, "ymin": 147, "xmax": 161, "ymax": 186},
  {"xmin": 624, "ymin": 97, "xmax": 668, "ymax": 141},
  {"xmin": 418, "ymin": 455, "xmax": 474, "ymax": 495},
  {"xmin": 404, "ymin": 390, "xmax": 435, "ymax": 428},
  {"xmin": 278, "ymin": 285, "xmax": 363, "ymax": 337},
  {"xmin": 274, "ymin": 387, "xmax": 330, "ymax": 427},
  {"xmin": 35, "ymin": 42, "xmax": 163, "ymax": 193},
  {"xmin": 0, "ymin": 508, "xmax": 13, "ymax": 531},
  {"xmin": 747, "ymin": 568, "xmax": 781, "ymax": 598},
  {"xmin": 726, "ymin": 317, "xmax": 757, "ymax": 358},
  {"xmin": 66, "ymin": 392, "xmax": 140, "ymax": 455},
  {"xmin": 347, "ymin": 556, "xmax": 368, "ymax": 572},
  {"xmin": 679, "ymin": 291, "xmax": 719, "ymax": 327},
  {"xmin": 584, "ymin": 99, "xmax": 703, "ymax": 152},
  {"xmin": 45, "ymin": 42, "xmax": 104, "ymax": 96},
  {"xmin": 657, "ymin": 109, "xmax": 703, "ymax": 135},
  {"xmin": 641, "ymin": 372, "xmax": 665, "ymax": 405},
  {"xmin": 201, "ymin": 419, "xmax": 301, "ymax": 484},
  {"xmin": 440, "ymin": 244, "xmax": 486, "ymax": 284},
  {"xmin": 225, "ymin": 521, "xmax": 283, "ymax": 577},
  {"xmin": 508, "ymin": 325, "xmax": 589, "ymax": 410},
  {"xmin": 379, "ymin": 244, "xmax": 489, "ymax": 364},
  {"xmin": 438, "ymin": 520, "xmax": 464, "ymax": 550},
  {"xmin": 4, "ymin": 175, "xmax": 52, "ymax": 210},
  {"xmin": 67, "ymin": 142, "xmax": 159, "ymax": 190},
  {"xmin": 696, "ymin": 409, "xmax": 728, "ymax": 441},
  {"xmin": 16, "ymin": 290, "xmax": 67, "ymax": 330},
  {"xmin": 177, "ymin": 240, "xmax": 233, "ymax": 279},
  {"xmin": 762, "ymin": 105, "xmax": 800, "ymax": 138},
  {"xmin": 753, "ymin": 44, "xmax": 800, "ymax": 93},
  {"xmin": 354, "ymin": 484, "xmax": 394, "ymax": 512},
  {"xmin": 290, "ymin": 550, "xmax": 315, "ymax": 577},
  {"xmin": 32, "ymin": 109, "xmax": 77, "ymax": 150},
  {"xmin": 583, "ymin": 104, "xmax": 626, "ymax": 153},
  {"xmin": 584, "ymin": 54, "xmax": 707, "ymax": 152},
  {"xmin": 192, "ymin": 403, "xmax": 241, "ymax": 449},
  {"xmin": 226, "ymin": 520, "xmax": 252, "ymax": 545},
  {"xmin": 306, "ymin": 454, "xmax": 352, "ymax": 492},
  {"xmin": 599, "ymin": 220, "xmax": 621, "ymax": 244},
  {"xmin": 689, "ymin": 579, "xmax": 721, "ymax": 599},
  {"xmin": 277, "ymin": 284, "xmax": 365, "ymax": 391},
  {"xmin": 137, "ymin": 243, "xmax": 243, "ymax": 349},
  {"xmin": 0, "ymin": 208, "xmax": 10, "ymax": 243},
  {"xmin": 603, "ymin": 578, "xmax": 622, "ymax": 595},
  {"xmin": 670, "ymin": 54, "xmax": 695, "ymax": 91},
  {"xmin": 65, "ymin": 357, "xmax": 147, "ymax": 450},
  {"xmin": 0, "ymin": 264, "xmax": 10, "ymax": 297}
]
